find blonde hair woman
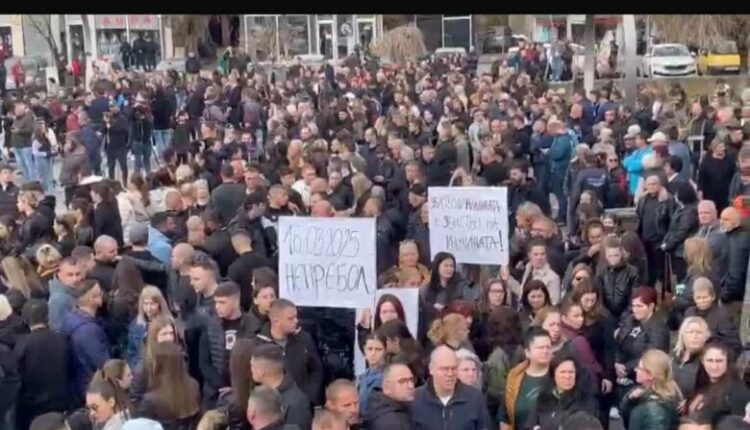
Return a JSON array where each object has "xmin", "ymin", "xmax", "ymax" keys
[
  {"xmin": 427, "ymin": 313, "xmax": 471, "ymax": 351},
  {"xmin": 1, "ymin": 256, "xmax": 44, "ymax": 313},
  {"xmin": 621, "ymin": 349, "xmax": 682, "ymax": 428},
  {"xmin": 391, "ymin": 240, "xmax": 430, "ymax": 285},
  {"xmin": 35, "ymin": 244, "xmax": 62, "ymax": 286},
  {"xmin": 671, "ymin": 316, "xmax": 710, "ymax": 400},
  {"xmin": 125, "ymin": 286, "xmax": 173, "ymax": 369},
  {"xmin": 673, "ymin": 238, "xmax": 717, "ymax": 325}
]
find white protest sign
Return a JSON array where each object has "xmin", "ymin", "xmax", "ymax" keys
[
  {"xmin": 428, "ymin": 186, "xmax": 509, "ymax": 265},
  {"xmin": 354, "ymin": 288, "xmax": 420, "ymax": 375},
  {"xmin": 278, "ymin": 216, "xmax": 376, "ymax": 309}
]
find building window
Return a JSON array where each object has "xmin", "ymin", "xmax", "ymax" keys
[
  {"xmin": 443, "ymin": 16, "xmax": 471, "ymax": 50},
  {"xmin": 337, "ymin": 15, "xmax": 354, "ymax": 58},
  {"xmin": 279, "ymin": 15, "xmax": 310, "ymax": 57}
]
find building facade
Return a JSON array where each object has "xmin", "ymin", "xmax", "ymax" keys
[{"xmin": 63, "ymin": 14, "xmax": 165, "ymax": 63}]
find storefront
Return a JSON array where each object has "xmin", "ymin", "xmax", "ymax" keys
[
  {"xmin": 243, "ymin": 14, "xmax": 381, "ymax": 61},
  {"xmin": 414, "ymin": 15, "xmax": 473, "ymax": 52},
  {"xmin": 531, "ymin": 15, "xmax": 622, "ymax": 45},
  {"xmin": 64, "ymin": 14, "xmax": 164, "ymax": 63}
]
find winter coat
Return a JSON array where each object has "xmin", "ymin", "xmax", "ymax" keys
[
  {"xmin": 606, "ymin": 165, "xmax": 629, "ymax": 208},
  {"xmin": 14, "ymin": 327, "xmax": 70, "ymax": 425},
  {"xmin": 615, "ymin": 315, "xmax": 670, "ymax": 378},
  {"xmin": 623, "ymin": 146, "xmax": 653, "ymax": 195},
  {"xmin": 720, "ymin": 226, "xmax": 750, "ymax": 303},
  {"xmin": 62, "ymin": 308, "xmax": 110, "ymax": 406},
  {"xmin": 138, "ymin": 388, "xmax": 200, "ymax": 430},
  {"xmin": 697, "ymin": 154, "xmax": 735, "ymax": 211},
  {"xmin": 411, "ymin": 380, "xmax": 492, "ymax": 430},
  {"xmin": 11, "ymin": 111, "xmax": 34, "ymax": 148},
  {"xmin": 662, "ymin": 203, "xmax": 698, "ymax": 258},
  {"xmin": 548, "ymin": 132, "xmax": 573, "ymax": 174},
  {"xmin": 363, "ymin": 389, "xmax": 413, "ymax": 430},
  {"xmin": 15, "ymin": 209, "xmax": 54, "ymax": 254},
  {"xmin": 0, "ymin": 181, "xmax": 19, "ymax": 218},
  {"xmin": 48, "ymin": 279, "xmax": 77, "ymax": 332},
  {"xmin": 523, "ymin": 386, "xmax": 597, "ymax": 430},
  {"xmin": 94, "ymin": 201, "xmax": 124, "ymax": 247},
  {"xmin": 671, "ymin": 353, "xmax": 701, "ymax": 401},
  {"xmin": 252, "ymin": 323, "xmax": 324, "ymax": 406},
  {"xmin": 104, "ymin": 112, "xmax": 130, "ymax": 153},
  {"xmin": 685, "ymin": 303, "xmax": 741, "ymax": 359},
  {"xmin": 276, "ymin": 375, "xmax": 313, "ymax": 430},
  {"xmin": 520, "ymin": 263, "xmax": 561, "ymax": 305},
  {"xmin": 620, "ymin": 388, "xmax": 679, "ymax": 430},
  {"xmin": 597, "ymin": 263, "xmax": 639, "ymax": 317},
  {"xmin": 210, "ymin": 182, "xmax": 247, "ymax": 225},
  {"xmin": 125, "ymin": 320, "xmax": 148, "ymax": 369},
  {"xmin": 560, "ymin": 322, "xmax": 603, "ymax": 380},
  {"xmin": 572, "ymin": 166, "xmax": 609, "ymax": 207}
]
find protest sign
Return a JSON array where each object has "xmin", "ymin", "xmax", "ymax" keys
[
  {"xmin": 278, "ymin": 216, "xmax": 376, "ymax": 308},
  {"xmin": 353, "ymin": 288, "xmax": 420, "ymax": 375},
  {"xmin": 428, "ymin": 186, "xmax": 509, "ymax": 265}
]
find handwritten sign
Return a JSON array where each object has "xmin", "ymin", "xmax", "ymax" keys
[
  {"xmin": 428, "ymin": 187, "xmax": 509, "ymax": 265},
  {"xmin": 278, "ymin": 216, "xmax": 376, "ymax": 309}
]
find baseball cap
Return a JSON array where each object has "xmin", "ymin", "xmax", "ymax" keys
[
  {"xmin": 624, "ymin": 124, "xmax": 641, "ymax": 139},
  {"xmin": 647, "ymin": 131, "xmax": 667, "ymax": 143}
]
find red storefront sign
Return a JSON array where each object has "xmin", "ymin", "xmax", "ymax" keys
[
  {"xmin": 128, "ymin": 15, "xmax": 159, "ymax": 30},
  {"xmin": 95, "ymin": 15, "xmax": 127, "ymax": 29}
]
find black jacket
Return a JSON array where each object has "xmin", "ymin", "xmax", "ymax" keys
[
  {"xmin": 0, "ymin": 181, "xmax": 19, "ymax": 218},
  {"xmin": 597, "ymin": 263, "xmax": 639, "ymax": 317},
  {"xmin": 615, "ymin": 314, "xmax": 670, "ymax": 378},
  {"xmin": 253, "ymin": 323, "xmax": 324, "ymax": 406},
  {"xmin": 93, "ymin": 201, "xmax": 124, "ymax": 247},
  {"xmin": 89, "ymin": 260, "xmax": 117, "ymax": 293},
  {"xmin": 720, "ymin": 227, "xmax": 750, "ymax": 303},
  {"xmin": 411, "ymin": 380, "xmax": 491, "ymax": 430},
  {"xmin": 662, "ymin": 203, "xmax": 698, "ymax": 258},
  {"xmin": 636, "ymin": 193, "xmax": 672, "ymax": 242},
  {"xmin": 210, "ymin": 182, "xmax": 247, "ymax": 225},
  {"xmin": 363, "ymin": 389, "xmax": 413, "ymax": 430},
  {"xmin": 200, "ymin": 313, "xmax": 258, "ymax": 405},
  {"xmin": 376, "ymin": 216, "xmax": 397, "ymax": 274},
  {"xmin": 104, "ymin": 112, "xmax": 130, "ymax": 152},
  {"xmin": 227, "ymin": 251, "xmax": 272, "ymax": 311},
  {"xmin": 524, "ymin": 387, "xmax": 597, "ymax": 430},
  {"xmin": 685, "ymin": 303, "xmax": 742, "ymax": 360},
  {"xmin": 276, "ymin": 375, "xmax": 313, "ymax": 430},
  {"xmin": 15, "ymin": 210, "xmax": 55, "ymax": 255},
  {"xmin": 204, "ymin": 228, "xmax": 239, "ymax": 277},
  {"xmin": 14, "ymin": 327, "xmax": 69, "ymax": 417}
]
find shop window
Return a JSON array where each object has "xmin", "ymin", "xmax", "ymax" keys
[
  {"xmin": 279, "ymin": 15, "xmax": 310, "ymax": 57},
  {"xmin": 444, "ymin": 18, "xmax": 471, "ymax": 50}
]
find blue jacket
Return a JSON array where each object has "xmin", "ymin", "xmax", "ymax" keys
[
  {"xmin": 48, "ymin": 279, "xmax": 76, "ymax": 332},
  {"xmin": 411, "ymin": 380, "xmax": 492, "ymax": 430},
  {"xmin": 548, "ymin": 132, "xmax": 573, "ymax": 174},
  {"xmin": 62, "ymin": 308, "xmax": 110, "ymax": 405},
  {"xmin": 77, "ymin": 125, "xmax": 102, "ymax": 164},
  {"xmin": 147, "ymin": 226, "xmax": 172, "ymax": 264},
  {"xmin": 668, "ymin": 140, "xmax": 692, "ymax": 182},
  {"xmin": 125, "ymin": 319, "xmax": 147, "ymax": 369},
  {"xmin": 358, "ymin": 368, "xmax": 383, "ymax": 413},
  {"xmin": 623, "ymin": 146, "xmax": 653, "ymax": 195}
]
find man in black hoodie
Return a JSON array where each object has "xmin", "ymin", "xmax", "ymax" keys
[
  {"xmin": 363, "ymin": 363, "xmax": 415, "ymax": 430},
  {"xmin": 14, "ymin": 300, "xmax": 69, "ymax": 430},
  {"xmin": 228, "ymin": 230, "xmax": 271, "ymax": 312},
  {"xmin": 251, "ymin": 343, "xmax": 313, "ymax": 430}
]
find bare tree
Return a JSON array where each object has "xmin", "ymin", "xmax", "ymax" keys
[
  {"xmin": 370, "ymin": 24, "xmax": 427, "ymax": 64},
  {"xmin": 168, "ymin": 15, "xmax": 209, "ymax": 56},
  {"xmin": 26, "ymin": 15, "xmax": 63, "ymax": 67},
  {"xmin": 651, "ymin": 15, "xmax": 750, "ymax": 48}
]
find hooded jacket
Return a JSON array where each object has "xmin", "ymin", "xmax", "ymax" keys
[
  {"xmin": 62, "ymin": 308, "xmax": 110, "ymax": 405},
  {"xmin": 363, "ymin": 389, "xmax": 413, "ymax": 430},
  {"xmin": 720, "ymin": 226, "xmax": 750, "ymax": 303}
]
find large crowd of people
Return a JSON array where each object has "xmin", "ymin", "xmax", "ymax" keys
[{"xmin": 0, "ymin": 43, "xmax": 748, "ymax": 430}]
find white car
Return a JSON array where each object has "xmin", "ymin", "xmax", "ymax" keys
[{"xmin": 641, "ymin": 43, "xmax": 697, "ymax": 77}]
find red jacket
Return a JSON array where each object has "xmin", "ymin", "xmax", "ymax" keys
[{"xmin": 65, "ymin": 112, "xmax": 80, "ymax": 133}]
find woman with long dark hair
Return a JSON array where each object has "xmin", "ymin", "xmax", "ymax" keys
[
  {"xmin": 137, "ymin": 342, "xmax": 200, "ymax": 430},
  {"xmin": 86, "ymin": 370, "xmax": 131, "ymax": 430},
  {"xmin": 69, "ymin": 198, "xmax": 95, "ymax": 247},
  {"xmin": 357, "ymin": 293, "xmax": 407, "ymax": 352},
  {"xmin": 519, "ymin": 280, "xmax": 552, "ymax": 332},
  {"xmin": 420, "ymin": 252, "xmax": 468, "ymax": 311},
  {"xmin": 471, "ymin": 277, "xmax": 518, "ymax": 360},
  {"xmin": 108, "ymin": 259, "xmax": 146, "ymax": 358},
  {"xmin": 688, "ymin": 340, "xmax": 750, "ymax": 422},
  {"xmin": 525, "ymin": 355, "xmax": 597, "ymax": 430},
  {"xmin": 91, "ymin": 181, "xmax": 124, "ymax": 247}
]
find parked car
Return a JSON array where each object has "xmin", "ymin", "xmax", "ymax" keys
[
  {"xmin": 640, "ymin": 43, "xmax": 697, "ymax": 77},
  {"xmin": 434, "ymin": 47, "xmax": 467, "ymax": 58},
  {"xmin": 4, "ymin": 56, "xmax": 49, "ymax": 91},
  {"xmin": 697, "ymin": 40, "xmax": 741, "ymax": 75},
  {"xmin": 155, "ymin": 57, "xmax": 187, "ymax": 73}
]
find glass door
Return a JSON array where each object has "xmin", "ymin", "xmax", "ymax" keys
[
  {"xmin": 337, "ymin": 15, "xmax": 354, "ymax": 59},
  {"xmin": 318, "ymin": 21, "xmax": 334, "ymax": 59}
]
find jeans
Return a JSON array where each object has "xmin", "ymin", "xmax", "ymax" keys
[
  {"xmin": 153, "ymin": 129, "xmax": 173, "ymax": 161},
  {"xmin": 132, "ymin": 141, "xmax": 152, "ymax": 172},
  {"xmin": 12, "ymin": 147, "xmax": 34, "ymax": 182},
  {"xmin": 33, "ymin": 155, "xmax": 53, "ymax": 193}
]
